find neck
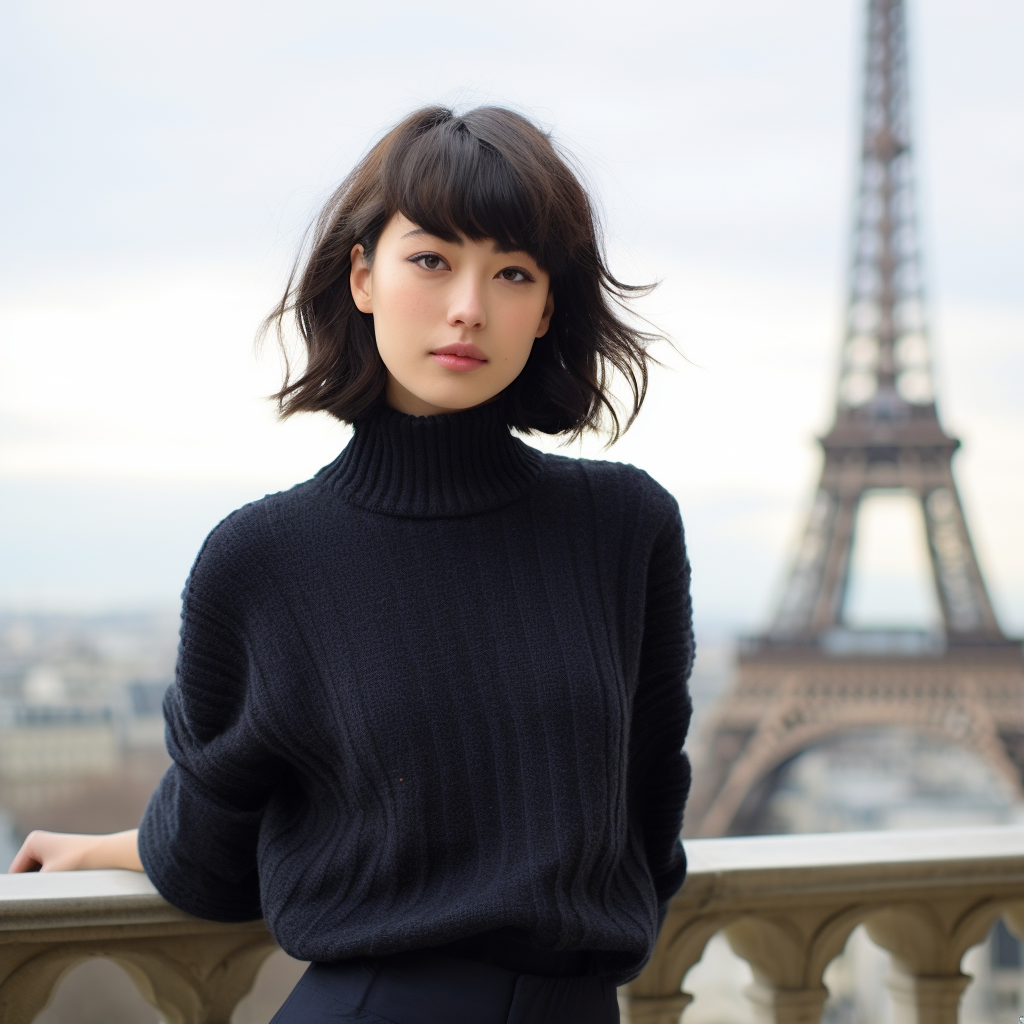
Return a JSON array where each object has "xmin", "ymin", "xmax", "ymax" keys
[{"xmin": 323, "ymin": 401, "xmax": 544, "ymax": 518}]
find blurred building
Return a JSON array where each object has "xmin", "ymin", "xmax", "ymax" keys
[
  {"xmin": 0, "ymin": 613, "xmax": 174, "ymax": 837},
  {"xmin": 0, "ymin": 703, "xmax": 119, "ymax": 780}
]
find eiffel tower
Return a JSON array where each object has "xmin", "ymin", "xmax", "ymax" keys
[{"xmin": 686, "ymin": 0, "xmax": 1024, "ymax": 838}]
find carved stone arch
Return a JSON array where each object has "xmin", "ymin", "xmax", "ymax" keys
[
  {"xmin": 804, "ymin": 903, "xmax": 881, "ymax": 987},
  {"xmin": 724, "ymin": 915, "xmax": 814, "ymax": 989},
  {"xmin": 0, "ymin": 944, "xmax": 91, "ymax": 1024},
  {"xmin": 0, "ymin": 931, "xmax": 277, "ymax": 1024},
  {"xmin": 998, "ymin": 901, "xmax": 1024, "ymax": 943},
  {"xmin": 719, "ymin": 906, "xmax": 886, "ymax": 1024},
  {"xmin": 105, "ymin": 935, "xmax": 278, "ymax": 1024},
  {"xmin": 861, "ymin": 898, "xmax": 1004, "ymax": 976},
  {"xmin": 630, "ymin": 909, "xmax": 741, "ymax": 1005},
  {"xmin": 948, "ymin": 898, "xmax": 1014, "ymax": 969},
  {"xmin": 862, "ymin": 902, "xmax": 951, "ymax": 974}
]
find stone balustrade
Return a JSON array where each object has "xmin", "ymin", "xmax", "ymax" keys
[
  {"xmin": 2, "ymin": 826, "xmax": 1023, "ymax": 1024},
  {"xmin": 622, "ymin": 825, "xmax": 1024, "ymax": 1024},
  {"xmin": 0, "ymin": 870, "xmax": 276, "ymax": 1023}
]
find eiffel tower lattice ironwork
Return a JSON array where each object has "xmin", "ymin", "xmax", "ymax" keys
[{"xmin": 685, "ymin": 0, "xmax": 1024, "ymax": 838}]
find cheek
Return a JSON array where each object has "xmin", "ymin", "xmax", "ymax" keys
[
  {"xmin": 373, "ymin": 278, "xmax": 443, "ymax": 356},
  {"xmin": 492, "ymin": 297, "xmax": 548, "ymax": 360}
]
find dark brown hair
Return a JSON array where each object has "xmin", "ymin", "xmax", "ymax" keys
[{"xmin": 261, "ymin": 105, "xmax": 664, "ymax": 444}]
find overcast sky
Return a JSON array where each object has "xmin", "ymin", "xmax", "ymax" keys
[{"xmin": 1, "ymin": 0, "xmax": 1022, "ymax": 633}]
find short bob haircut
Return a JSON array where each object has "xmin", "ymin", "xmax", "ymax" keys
[{"xmin": 263, "ymin": 105, "xmax": 662, "ymax": 444}]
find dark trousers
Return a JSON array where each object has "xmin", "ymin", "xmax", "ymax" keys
[{"xmin": 269, "ymin": 949, "xmax": 620, "ymax": 1024}]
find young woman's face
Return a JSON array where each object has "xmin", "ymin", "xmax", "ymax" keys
[{"xmin": 350, "ymin": 213, "xmax": 554, "ymax": 416}]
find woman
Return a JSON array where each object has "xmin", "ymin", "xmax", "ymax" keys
[{"xmin": 11, "ymin": 105, "xmax": 694, "ymax": 1024}]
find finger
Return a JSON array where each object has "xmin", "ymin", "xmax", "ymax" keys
[{"xmin": 8, "ymin": 845, "xmax": 42, "ymax": 874}]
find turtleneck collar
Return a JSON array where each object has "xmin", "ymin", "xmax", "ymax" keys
[{"xmin": 322, "ymin": 401, "xmax": 545, "ymax": 518}]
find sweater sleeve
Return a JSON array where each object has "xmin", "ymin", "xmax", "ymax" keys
[
  {"xmin": 137, "ymin": 522, "xmax": 277, "ymax": 922},
  {"xmin": 630, "ymin": 499, "xmax": 695, "ymax": 929}
]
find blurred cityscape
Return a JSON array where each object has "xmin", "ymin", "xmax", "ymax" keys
[{"xmin": 0, "ymin": 611, "xmax": 177, "ymax": 870}]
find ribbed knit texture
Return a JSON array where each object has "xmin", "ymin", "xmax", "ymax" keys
[{"xmin": 138, "ymin": 400, "xmax": 694, "ymax": 984}]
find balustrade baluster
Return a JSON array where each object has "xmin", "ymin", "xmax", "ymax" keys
[{"xmin": 618, "ymin": 829, "xmax": 1024, "ymax": 1024}]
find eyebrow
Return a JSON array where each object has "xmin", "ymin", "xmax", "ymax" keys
[
  {"xmin": 401, "ymin": 228, "xmax": 463, "ymax": 246},
  {"xmin": 400, "ymin": 228, "xmax": 529, "ymax": 259}
]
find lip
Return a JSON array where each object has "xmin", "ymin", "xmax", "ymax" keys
[
  {"xmin": 432, "ymin": 343, "xmax": 487, "ymax": 360},
  {"xmin": 431, "ymin": 342, "xmax": 488, "ymax": 373}
]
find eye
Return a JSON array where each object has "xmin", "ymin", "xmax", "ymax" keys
[
  {"xmin": 408, "ymin": 252, "xmax": 449, "ymax": 272},
  {"xmin": 497, "ymin": 266, "xmax": 533, "ymax": 283}
]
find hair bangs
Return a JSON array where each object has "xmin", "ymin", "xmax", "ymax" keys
[{"xmin": 381, "ymin": 111, "xmax": 561, "ymax": 272}]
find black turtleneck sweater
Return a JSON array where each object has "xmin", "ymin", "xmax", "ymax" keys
[{"xmin": 138, "ymin": 401, "xmax": 693, "ymax": 984}]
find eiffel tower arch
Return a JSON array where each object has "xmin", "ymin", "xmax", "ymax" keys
[{"xmin": 686, "ymin": 0, "xmax": 1024, "ymax": 838}]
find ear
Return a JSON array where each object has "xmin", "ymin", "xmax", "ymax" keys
[
  {"xmin": 350, "ymin": 244, "xmax": 373, "ymax": 314},
  {"xmin": 534, "ymin": 289, "xmax": 555, "ymax": 338}
]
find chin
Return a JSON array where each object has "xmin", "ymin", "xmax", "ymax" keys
[
  {"xmin": 420, "ymin": 386, "xmax": 501, "ymax": 412},
  {"xmin": 389, "ymin": 369, "xmax": 509, "ymax": 415}
]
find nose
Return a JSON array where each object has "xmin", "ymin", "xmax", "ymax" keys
[{"xmin": 446, "ymin": 276, "xmax": 486, "ymax": 331}]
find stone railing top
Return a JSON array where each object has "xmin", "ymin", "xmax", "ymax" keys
[
  {"xmin": 2, "ymin": 826, "xmax": 1022, "ymax": 930},
  {"xmin": 681, "ymin": 825, "xmax": 1024, "ymax": 901},
  {"xmin": 0, "ymin": 870, "xmax": 261, "ymax": 935}
]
